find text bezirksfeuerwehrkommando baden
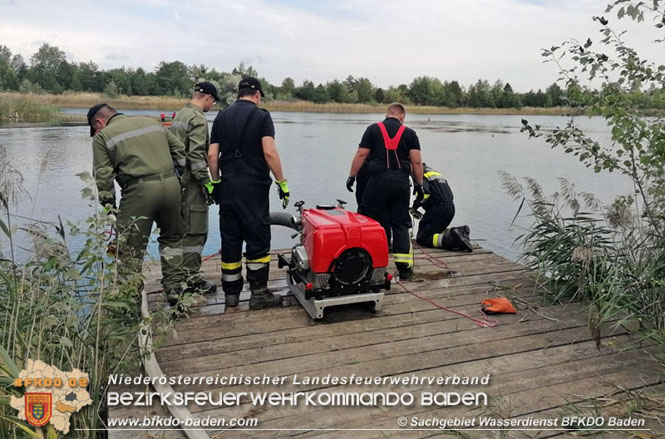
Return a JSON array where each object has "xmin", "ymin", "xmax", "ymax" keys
[
  {"xmin": 108, "ymin": 373, "xmax": 490, "ymax": 387},
  {"xmin": 107, "ymin": 373, "xmax": 490, "ymax": 408}
]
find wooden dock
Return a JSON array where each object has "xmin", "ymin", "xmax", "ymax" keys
[{"xmin": 110, "ymin": 244, "xmax": 664, "ymax": 438}]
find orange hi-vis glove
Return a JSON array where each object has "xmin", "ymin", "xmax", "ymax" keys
[{"xmin": 480, "ymin": 298, "xmax": 517, "ymax": 314}]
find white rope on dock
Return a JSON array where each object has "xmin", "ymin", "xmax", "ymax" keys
[{"xmin": 139, "ymin": 290, "xmax": 211, "ymax": 439}]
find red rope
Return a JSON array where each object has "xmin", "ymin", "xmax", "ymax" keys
[
  {"xmin": 102, "ymin": 226, "xmax": 115, "ymax": 241},
  {"xmin": 395, "ymin": 279, "xmax": 497, "ymax": 328},
  {"xmin": 416, "ymin": 242, "xmax": 451, "ymax": 271},
  {"xmin": 397, "ymin": 243, "xmax": 498, "ymax": 328},
  {"xmin": 201, "ymin": 249, "xmax": 220, "ymax": 262}
]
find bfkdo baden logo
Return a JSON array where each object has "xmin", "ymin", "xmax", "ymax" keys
[
  {"xmin": 10, "ymin": 360, "xmax": 92, "ymax": 434},
  {"xmin": 25, "ymin": 393, "xmax": 52, "ymax": 427}
]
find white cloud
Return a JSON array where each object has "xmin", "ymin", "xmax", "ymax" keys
[{"xmin": 1, "ymin": 0, "xmax": 662, "ymax": 91}]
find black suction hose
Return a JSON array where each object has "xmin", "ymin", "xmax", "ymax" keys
[{"xmin": 269, "ymin": 212, "xmax": 301, "ymax": 231}]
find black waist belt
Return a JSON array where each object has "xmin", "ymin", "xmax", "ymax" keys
[{"xmin": 118, "ymin": 171, "xmax": 176, "ymax": 189}]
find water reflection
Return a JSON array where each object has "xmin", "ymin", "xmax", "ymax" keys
[{"xmin": 0, "ymin": 112, "xmax": 630, "ymax": 263}]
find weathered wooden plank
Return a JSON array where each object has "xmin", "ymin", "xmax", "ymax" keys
[
  {"xmin": 409, "ymin": 361, "xmax": 664, "ymax": 439},
  {"xmin": 145, "ymin": 250, "xmax": 521, "ymax": 306},
  {"xmin": 166, "ymin": 277, "xmax": 537, "ymax": 334},
  {"xmin": 175, "ymin": 324, "xmax": 629, "ymax": 410},
  {"xmin": 157, "ymin": 285, "xmax": 544, "ymax": 348},
  {"xmin": 159, "ymin": 293, "xmax": 580, "ymax": 364},
  {"xmin": 160, "ymin": 302, "xmax": 588, "ymax": 375},
  {"xmin": 251, "ymin": 344, "xmax": 660, "ymax": 438},
  {"xmin": 156, "ymin": 285, "xmax": 554, "ymax": 363},
  {"xmin": 158, "ymin": 268, "xmax": 531, "ymax": 337},
  {"xmin": 491, "ymin": 382, "xmax": 665, "ymax": 439},
  {"xmin": 166, "ymin": 336, "xmax": 655, "ymax": 437}
]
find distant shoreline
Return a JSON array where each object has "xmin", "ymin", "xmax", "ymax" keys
[{"xmin": 1, "ymin": 92, "xmax": 582, "ymax": 125}]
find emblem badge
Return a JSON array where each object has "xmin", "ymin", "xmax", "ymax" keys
[{"xmin": 25, "ymin": 393, "xmax": 52, "ymax": 427}]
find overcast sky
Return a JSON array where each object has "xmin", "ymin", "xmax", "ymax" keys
[{"xmin": 1, "ymin": 0, "xmax": 662, "ymax": 92}]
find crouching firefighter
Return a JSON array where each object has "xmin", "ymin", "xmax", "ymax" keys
[
  {"xmin": 207, "ymin": 77, "xmax": 290, "ymax": 309},
  {"xmin": 413, "ymin": 163, "xmax": 473, "ymax": 252}
]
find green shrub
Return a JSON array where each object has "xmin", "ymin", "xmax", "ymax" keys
[{"xmin": 511, "ymin": 1, "xmax": 665, "ymax": 347}]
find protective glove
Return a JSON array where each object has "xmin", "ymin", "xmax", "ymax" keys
[
  {"xmin": 413, "ymin": 184, "xmax": 425, "ymax": 206},
  {"xmin": 275, "ymin": 180, "xmax": 290, "ymax": 209},
  {"xmin": 346, "ymin": 176, "xmax": 356, "ymax": 192},
  {"xmin": 204, "ymin": 180, "xmax": 221, "ymax": 205}
]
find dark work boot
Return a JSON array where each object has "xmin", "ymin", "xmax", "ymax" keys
[
  {"xmin": 165, "ymin": 288, "xmax": 183, "ymax": 307},
  {"xmin": 398, "ymin": 268, "xmax": 414, "ymax": 281},
  {"xmin": 165, "ymin": 287, "xmax": 187, "ymax": 317},
  {"xmin": 446, "ymin": 227, "xmax": 473, "ymax": 252},
  {"xmin": 186, "ymin": 278, "xmax": 217, "ymax": 295},
  {"xmin": 225, "ymin": 294, "xmax": 240, "ymax": 308},
  {"xmin": 249, "ymin": 283, "xmax": 282, "ymax": 310}
]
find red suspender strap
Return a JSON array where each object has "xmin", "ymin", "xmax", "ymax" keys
[
  {"xmin": 377, "ymin": 122, "xmax": 406, "ymax": 151},
  {"xmin": 377, "ymin": 122, "xmax": 407, "ymax": 169}
]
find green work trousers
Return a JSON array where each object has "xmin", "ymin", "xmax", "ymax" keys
[
  {"xmin": 116, "ymin": 174, "xmax": 185, "ymax": 290},
  {"xmin": 180, "ymin": 170, "xmax": 209, "ymax": 283}
]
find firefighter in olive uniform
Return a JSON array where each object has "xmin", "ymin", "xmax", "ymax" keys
[
  {"xmin": 414, "ymin": 163, "xmax": 472, "ymax": 251},
  {"xmin": 207, "ymin": 77, "xmax": 290, "ymax": 309},
  {"xmin": 88, "ymin": 103, "xmax": 187, "ymax": 299},
  {"xmin": 169, "ymin": 82, "xmax": 220, "ymax": 295},
  {"xmin": 347, "ymin": 102, "xmax": 425, "ymax": 280}
]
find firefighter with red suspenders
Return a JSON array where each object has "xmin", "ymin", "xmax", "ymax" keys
[{"xmin": 347, "ymin": 102, "xmax": 425, "ymax": 280}]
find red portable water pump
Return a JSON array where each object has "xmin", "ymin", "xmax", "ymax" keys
[{"xmin": 276, "ymin": 200, "xmax": 392, "ymax": 319}]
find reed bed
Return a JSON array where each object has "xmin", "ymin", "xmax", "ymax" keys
[
  {"xmin": 36, "ymin": 92, "xmax": 189, "ymax": 110},
  {"xmin": 263, "ymin": 100, "xmax": 576, "ymax": 115},
  {"xmin": 1, "ymin": 92, "xmax": 578, "ymax": 119},
  {"xmin": 0, "ymin": 93, "xmax": 59, "ymax": 122}
]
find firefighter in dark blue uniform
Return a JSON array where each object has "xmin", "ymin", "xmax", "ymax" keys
[
  {"xmin": 207, "ymin": 77, "xmax": 290, "ymax": 309},
  {"xmin": 347, "ymin": 103, "xmax": 424, "ymax": 280},
  {"xmin": 414, "ymin": 163, "xmax": 472, "ymax": 251}
]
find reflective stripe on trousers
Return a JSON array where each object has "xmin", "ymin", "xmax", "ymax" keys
[
  {"xmin": 222, "ymin": 260, "xmax": 243, "ymax": 283},
  {"xmin": 392, "ymin": 245, "xmax": 413, "ymax": 268},
  {"xmin": 246, "ymin": 255, "xmax": 270, "ymax": 272}
]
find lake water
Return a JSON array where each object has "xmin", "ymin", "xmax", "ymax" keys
[{"xmin": 0, "ymin": 110, "xmax": 630, "ymax": 263}]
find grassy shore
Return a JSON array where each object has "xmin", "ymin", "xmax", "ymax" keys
[{"xmin": 1, "ymin": 91, "xmax": 580, "ymax": 123}]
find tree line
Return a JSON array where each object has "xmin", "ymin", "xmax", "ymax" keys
[{"xmin": 1, "ymin": 43, "xmax": 664, "ymax": 109}]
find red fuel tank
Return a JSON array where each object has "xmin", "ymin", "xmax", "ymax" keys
[{"xmin": 301, "ymin": 207, "xmax": 389, "ymax": 273}]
